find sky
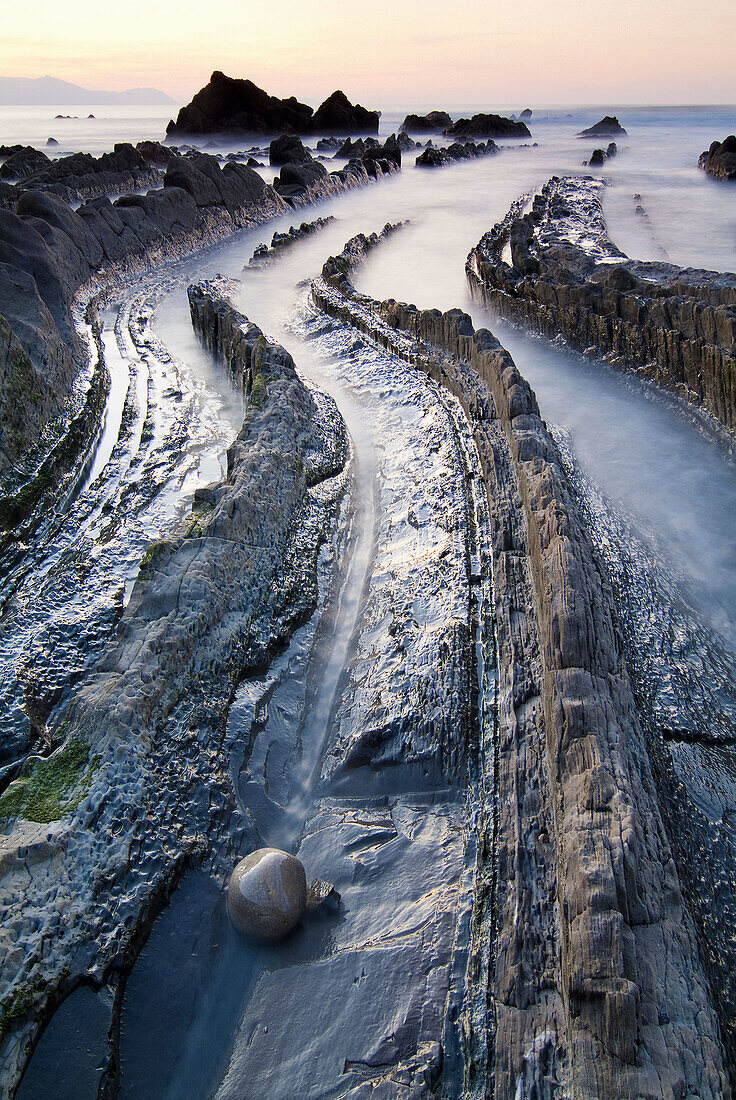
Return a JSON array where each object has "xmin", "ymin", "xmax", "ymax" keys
[{"xmin": 2, "ymin": 0, "xmax": 735, "ymax": 107}]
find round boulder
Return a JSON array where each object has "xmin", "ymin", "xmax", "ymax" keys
[{"xmin": 227, "ymin": 848, "xmax": 307, "ymax": 941}]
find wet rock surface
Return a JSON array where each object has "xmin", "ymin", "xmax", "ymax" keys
[
  {"xmin": 699, "ymin": 134, "xmax": 736, "ymax": 181},
  {"xmin": 311, "ymin": 230, "xmax": 728, "ymax": 1097},
  {"xmin": 0, "ymin": 131, "xmax": 396, "ymax": 516},
  {"xmin": 0, "ymin": 283, "xmax": 349, "ymax": 1095},
  {"xmin": 226, "ymin": 848, "xmax": 307, "ymax": 940},
  {"xmin": 467, "ymin": 174, "xmax": 736, "ymax": 436}
]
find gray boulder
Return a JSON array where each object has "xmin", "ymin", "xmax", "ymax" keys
[{"xmin": 227, "ymin": 848, "xmax": 307, "ymax": 941}]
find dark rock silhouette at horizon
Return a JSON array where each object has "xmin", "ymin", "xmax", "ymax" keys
[
  {"xmin": 577, "ymin": 115, "xmax": 627, "ymax": 137},
  {"xmin": 167, "ymin": 71, "xmax": 379, "ymax": 137}
]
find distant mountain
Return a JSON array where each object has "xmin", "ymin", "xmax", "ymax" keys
[{"xmin": 0, "ymin": 77, "xmax": 175, "ymax": 106}]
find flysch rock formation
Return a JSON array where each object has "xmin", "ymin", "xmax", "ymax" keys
[
  {"xmin": 246, "ymin": 216, "xmax": 334, "ymax": 267},
  {"xmin": 0, "ymin": 143, "xmax": 165, "ymax": 204},
  {"xmin": 699, "ymin": 135, "xmax": 736, "ymax": 181},
  {"xmin": 466, "ymin": 174, "xmax": 736, "ymax": 437},
  {"xmin": 167, "ymin": 71, "xmax": 379, "ymax": 137},
  {"xmin": 0, "ymin": 286, "xmax": 349, "ymax": 1096},
  {"xmin": 0, "ymin": 143, "xmax": 397, "ymax": 528},
  {"xmin": 310, "ymin": 229, "xmax": 729, "ymax": 1097}
]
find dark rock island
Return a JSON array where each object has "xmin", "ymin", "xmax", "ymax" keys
[
  {"xmin": 578, "ymin": 114, "xmax": 627, "ymax": 137},
  {"xmin": 167, "ymin": 71, "xmax": 379, "ymax": 137}
]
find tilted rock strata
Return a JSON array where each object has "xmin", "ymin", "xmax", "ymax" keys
[
  {"xmin": 467, "ymin": 174, "xmax": 736, "ymax": 437},
  {"xmin": 0, "ymin": 145, "xmax": 393, "ymax": 510},
  {"xmin": 0, "ymin": 286, "xmax": 348, "ymax": 1094},
  {"xmin": 312, "ymin": 234, "xmax": 728, "ymax": 1097},
  {"xmin": 167, "ymin": 70, "xmax": 379, "ymax": 137},
  {"xmin": 699, "ymin": 135, "xmax": 736, "ymax": 181},
  {"xmin": 247, "ymin": 216, "xmax": 334, "ymax": 266},
  {"xmin": 10, "ymin": 142, "xmax": 163, "ymax": 203}
]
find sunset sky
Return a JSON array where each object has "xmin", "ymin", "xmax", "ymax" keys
[{"xmin": 3, "ymin": 0, "xmax": 735, "ymax": 106}]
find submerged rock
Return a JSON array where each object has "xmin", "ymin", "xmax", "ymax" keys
[
  {"xmin": 227, "ymin": 849, "xmax": 307, "ymax": 941},
  {"xmin": 699, "ymin": 134, "xmax": 736, "ymax": 181}
]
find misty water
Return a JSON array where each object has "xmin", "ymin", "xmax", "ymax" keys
[{"xmin": 10, "ymin": 104, "xmax": 736, "ymax": 1097}]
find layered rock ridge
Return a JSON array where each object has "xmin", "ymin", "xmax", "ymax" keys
[
  {"xmin": 0, "ymin": 145, "xmax": 395, "ymax": 521},
  {"xmin": 311, "ymin": 232, "xmax": 728, "ymax": 1097},
  {"xmin": 466, "ymin": 174, "xmax": 736, "ymax": 437},
  {"xmin": 0, "ymin": 285, "xmax": 349, "ymax": 1095}
]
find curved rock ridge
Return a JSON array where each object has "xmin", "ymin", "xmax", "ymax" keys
[
  {"xmin": 167, "ymin": 71, "xmax": 379, "ymax": 137},
  {"xmin": 0, "ymin": 283, "xmax": 349, "ymax": 1094},
  {"xmin": 247, "ymin": 216, "xmax": 334, "ymax": 267},
  {"xmin": 699, "ymin": 135, "xmax": 736, "ymax": 181},
  {"xmin": 311, "ymin": 233, "xmax": 728, "ymax": 1097},
  {"xmin": 0, "ymin": 143, "xmax": 394, "ymax": 519},
  {"xmin": 466, "ymin": 174, "xmax": 736, "ymax": 437},
  {"xmin": 443, "ymin": 112, "xmax": 531, "ymax": 139}
]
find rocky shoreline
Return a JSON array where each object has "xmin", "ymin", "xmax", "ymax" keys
[
  {"xmin": 311, "ymin": 230, "xmax": 729, "ymax": 1096},
  {"xmin": 0, "ymin": 145, "xmax": 397, "ymax": 527},
  {"xmin": 466, "ymin": 174, "xmax": 736, "ymax": 437},
  {"xmin": 0, "ymin": 284, "xmax": 349, "ymax": 1096}
]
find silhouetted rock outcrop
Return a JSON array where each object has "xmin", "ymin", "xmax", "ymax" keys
[
  {"xmin": 444, "ymin": 112, "xmax": 530, "ymax": 139},
  {"xmin": 167, "ymin": 71, "xmax": 379, "ymax": 137},
  {"xmin": 400, "ymin": 110, "xmax": 453, "ymax": 133},
  {"xmin": 311, "ymin": 89, "xmax": 379, "ymax": 134},
  {"xmin": 167, "ymin": 71, "xmax": 313, "ymax": 137},
  {"xmin": 699, "ymin": 135, "xmax": 736, "ymax": 181},
  {"xmin": 578, "ymin": 115, "xmax": 627, "ymax": 137}
]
